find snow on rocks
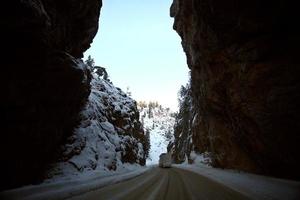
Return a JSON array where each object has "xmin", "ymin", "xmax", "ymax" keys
[
  {"xmin": 46, "ymin": 73, "xmax": 147, "ymax": 181},
  {"xmin": 189, "ymin": 151, "xmax": 212, "ymax": 166},
  {"xmin": 0, "ymin": 67, "xmax": 150, "ymax": 198}
]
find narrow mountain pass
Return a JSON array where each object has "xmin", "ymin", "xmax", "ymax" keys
[{"xmin": 68, "ymin": 167, "xmax": 251, "ymax": 200}]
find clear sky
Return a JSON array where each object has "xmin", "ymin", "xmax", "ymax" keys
[{"xmin": 84, "ymin": 0, "xmax": 189, "ymax": 111}]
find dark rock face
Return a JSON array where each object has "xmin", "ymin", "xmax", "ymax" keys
[
  {"xmin": 0, "ymin": 0, "xmax": 101, "ymax": 189},
  {"xmin": 171, "ymin": 0, "xmax": 300, "ymax": 179}
]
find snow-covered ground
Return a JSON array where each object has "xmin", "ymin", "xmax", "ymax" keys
[
  {"xmin": 0, "ymin": 165, "xmax": 152, "ymax": 200},
  {"xmin": 177, "ymin": 152, "xmax": 300, "ymax": 200},
  {"xmin": 1, "ymin": 70, "xmax": 152, "ymax": 199},
  {"xmin": 138, "ymin": 103, "xmax": 175, "ymax": 165}
]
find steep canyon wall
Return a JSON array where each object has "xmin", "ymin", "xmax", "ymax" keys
[
  {"xmin": 171, "ymin": 0, "xmax": 300, "ymax": 179},
  {"xmin": 0, "ymin": 0, "xmax": 102, "ymax": 189}
]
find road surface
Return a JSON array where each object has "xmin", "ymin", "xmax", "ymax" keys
[{"xmin": 68, "ymin": 167, "xmax": 251, "ymax": 200}]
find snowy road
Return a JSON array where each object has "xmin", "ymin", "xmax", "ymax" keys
[{"xmin": 68, "ymin": 167, "xmax": 251, "ymax": 200}]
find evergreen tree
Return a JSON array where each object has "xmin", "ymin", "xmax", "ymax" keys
[
  {"xmin": 85, "ymin": 55, "xmax": 95, "ymax": 68},
  {"xmin": 126, "ymin": 87, "xmax": 132, "ymax": 97},
  {"xmin": 144, "ymin": 129, "xmax": 151, "ymax": 158},
  {"xmin": 172, "ymin": 81, "xmax": 193, "ymax": 163},
  {"xmin": 148, "ymin": 106, "xmax": 153, "ymax": 118},
  {"xmin": 138, "ymin": 101, "xmax": 147, "ymax": 108},
  {"xmin": 159, "ymin": 105, "xmax": 163, "ymax": 111},
  {"xmin": 85, "ymin": 56, "xmax": 112, "ymax": 83},
  {"xmin": 94, "ymin": 66, "xmax": 109, "ymax": 81}
]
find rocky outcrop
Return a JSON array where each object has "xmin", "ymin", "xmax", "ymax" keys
[
  {"xmin": 171, "ymin": 0, "xmax": 300, "ymax": 179},
  {"xmin": 0, "ymin": 0, "xmax": 102, "ymax": 189},
  {"xmin": 47, "ymin": 74, "xmax": 147, "ymax": 179}
]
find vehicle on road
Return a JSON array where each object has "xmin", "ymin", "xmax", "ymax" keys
[{"xmin": 159, "ymin": 153, "xmax": 172, "ymax": 168}]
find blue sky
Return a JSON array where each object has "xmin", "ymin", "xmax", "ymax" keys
[{"xmin": 84, "ymin": 0, "xmax": 189, "ymax": 111}]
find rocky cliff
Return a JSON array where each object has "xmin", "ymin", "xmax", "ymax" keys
[
  {"xmin": 47, "ymin": 72, "xmax": 147, "ymax": 180},
  {"xmin": 171, "ymin": 0, "xmax": 300, "ymax": 179},
  {"xmin": 0, "ymin": 0, "xmax": 102, "ymax": 189}
]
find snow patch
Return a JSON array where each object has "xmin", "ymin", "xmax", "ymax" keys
[
  {"xmin": 176, "ymin": 163, "xmax": 300, "ymax": 200},
  {"xmin": 189, "ymin": 151, "xmax": 212, "ymax": 166},
  {"xmin": 1, "ymin": 166, "xmax": 152, "ymax": 200}
]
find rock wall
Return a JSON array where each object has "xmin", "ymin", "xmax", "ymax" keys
[
  {"xmin": 171, "ymin": 0, "xmax": 300, "ymax": 179},
  {"xmin": 0, "ymin": 0, "xmax": 102, "ymax": 189}
]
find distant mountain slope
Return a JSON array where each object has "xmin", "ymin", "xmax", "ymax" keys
[{"xmin": 138, "ymin": 102, "xmax": 175, "ymax": 164}]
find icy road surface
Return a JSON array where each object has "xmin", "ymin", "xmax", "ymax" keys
[
  {"xmin": 68, "ymin": 167, "xmax": 251, "ymax": 200},
  {"xmin": 2, "ymin": 165, "xmax": 299, "ymax": 200}
]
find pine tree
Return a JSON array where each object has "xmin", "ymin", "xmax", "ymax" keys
[
  {"xmin": 148, "ymin": 104, "xmax": 153, "ymax": 118},
  {"xmin": 126, "ymin": 87, "xmax": 132, "ymax": 97},
  {"xmin": 85, "ymin": 55, "xmax": 95, "ymax": 68},
  {"xmin": 94, "ymin": 66, "xmax": 109, "ymax": 80},
  {"xmin": 172, "ymin": 81, "xmax": 193, "ymax": 163},
  {"xmin": 144, "ymin": 129, "xmax": 151, "ymax": 158}
]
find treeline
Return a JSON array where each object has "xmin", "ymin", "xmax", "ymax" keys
[
  {"xmin": 138, "ymin": 101, "xmax": 172, "ymax": 118},
  {"xmin": 138, "ymin": 101, "xmax": 160, "ymax": 109},
  {"xmin": 168, "ymin": 82, "xmax": 194, "ymax": 163}
]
